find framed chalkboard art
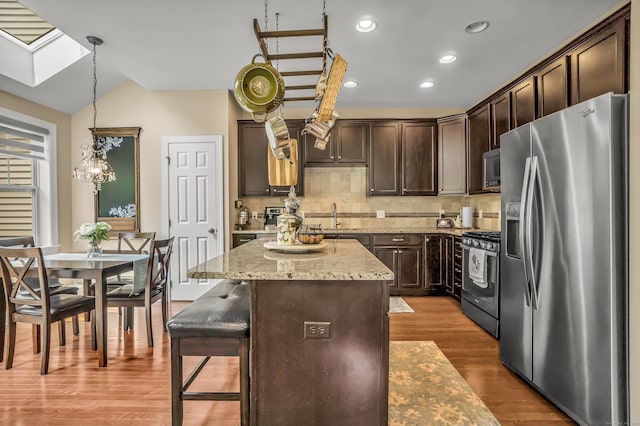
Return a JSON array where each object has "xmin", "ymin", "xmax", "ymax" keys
[{"xmin": 91, "ymin": 127, "xmax": 141, "ymax": 232}]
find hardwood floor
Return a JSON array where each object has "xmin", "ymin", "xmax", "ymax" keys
[{"xmin": 0, "ymin": 297, "xmax": 572, "ymax": 425}]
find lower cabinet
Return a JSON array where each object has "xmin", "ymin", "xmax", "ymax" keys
[
  {"xmin": 424, "ymin": 234, "xmax": 444, "ymax": 293},
  {"xmin": 233, "ymin": 233, "xmax": 257, "ymax": 248},
  {"xmin": 444, "ymin": 235, "xmax": 463, "ymax": 301},
  {"xmin": 373, "ymin": 234, "xmax": 424, "ymax": 296}
]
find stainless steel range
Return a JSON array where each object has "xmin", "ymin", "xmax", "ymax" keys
[{"xmin": 461, "ymin": 231, "xmax": 500, "ymax": 338}]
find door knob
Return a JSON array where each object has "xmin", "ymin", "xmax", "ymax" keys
[{"xmin": 208, "ymin": 228, "xmax": 216, "ymax": 234}]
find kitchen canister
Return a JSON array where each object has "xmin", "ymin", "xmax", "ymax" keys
[
  {"xmin": 462, "ymin": 206, "xmax": 473, "ymax": 228},
  {"xmin": 276, "ymin": 213, "xmax": 298, "ymax": 245}
]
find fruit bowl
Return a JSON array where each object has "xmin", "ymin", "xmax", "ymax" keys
[{"xmin": 297, "ymin": 224, "xmax": 324, "ymax": 244}]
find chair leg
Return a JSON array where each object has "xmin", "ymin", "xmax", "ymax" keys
[
  {"xmin": 58, "ymin": 320, "xmax": 66, "ymax": 346},
  {"xmin": 72, "ymin": 316, "xmax": 79, "ymax": 336},
  {"xmin": 91, "ymin": 311, "xmax": 97, "ymax": 351},
  {"xmin": 0, "ymin": 307, "xmax": 5, "ymax": 363},
  {"xmin": 83, "ymin": 279, "xmax": 92, "ymax": 322},
  {"xmin": 126, "ymin": 307, "xmax": 134, "ymax": 331},
  {"xmin": 170, "ymin": 337, "xmax": 183, "ymax": 426},
  {"xmin": 239, "ymin": 338, "xmax": 250, "ymax": 426},
  {"xmin": 161, "ymin": 292, "xmax": 168, "ymax": 332},
  {"xmin": 32, "ymin": 324, "xmax": 41, "ymax": 354},
  {"xmin": 40, "ymin": 323, "xmax": 51, "ymax": 375},
  {"xmin": 5, "ymin": 320, "xmax": 16, "ymax": 370},
  {"xmin": 145, "ymin": 305, "xmax": 153, "ymax": 347}
]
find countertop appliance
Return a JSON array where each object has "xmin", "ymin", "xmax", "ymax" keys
[
  {"xmin": 500, "ymin": 92, "xmax": 629, "ymax": 425},
  {"xmin": 461, "ymin": 231, "xmax": 501, "ymax": 338},
  {"xmin": 483, "ymin": 148, "xmax": 500, "ymax": 191},
  {"xmin": 263, "ymin": 206, "xmax": 282, "ymax": 230}
]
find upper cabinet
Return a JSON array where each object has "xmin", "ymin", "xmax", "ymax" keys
[
  {"xmin": 369, "ymin": 120, "xmax": 437, "ymax": 196},
  {"xmin": 304, "ymin": 120, "xmax": 368, "ymax": 166},
  {"xmin": 491, "ymin": 92, "xmax": 510, "ymax": 149},
  {"xmin": 467, "ymin": 105, "xmax": 491, "ymax": 195},
  {"xmin": 437, "ymin": 114, "xmax": 467, "ymax": 195},
  {"xmin": 511, "ymin": 76, "xmax": 537, "ymax": 128},
  {"xmin": 238, "ymin": 120, "xmax": 304, "ymax": 197},
  {"xmin": 401, "ymin": 121, "xmax": 437, "ymax": 196},
  {"xmin": 536, "ymin": 57, "xmax": 569, "ymax": 117},
  {"xmin": 570, "ymin": 19, "xmax": 626, "ymax": 105}
]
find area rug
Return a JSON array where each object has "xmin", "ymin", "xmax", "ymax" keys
[
  {"xmin": 389, "ymin": 341, "xmax": 500, "ymax": 426},
  {"xmin": 389, "ymin": 297, "xmax": 414, "ymax": 313}
]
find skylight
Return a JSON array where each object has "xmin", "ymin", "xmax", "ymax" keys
[{"xmin": 0, "ymin": 0, "xmax": 55, "ymax": 45}]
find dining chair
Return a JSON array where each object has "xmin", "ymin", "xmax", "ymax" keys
[
  {"xmin": 0, "ymin": 236, "xmax": 81, "ymax": 363},
  {"xmin": 0, "ymin": 246, "xmax": 96, "ymax": 374},
  {"xmin": 105, "ymin": 237, "xmax": 174, "ymax": 347}
]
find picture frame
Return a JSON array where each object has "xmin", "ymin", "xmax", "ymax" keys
[{"xmin": 92, "ymin": 127, "xmax": 141, "ymax": 233}]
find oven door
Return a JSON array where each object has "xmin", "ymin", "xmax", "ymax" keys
[{"xmin": 462, "ymin": 243, "xmax": 499, "ymax": 318}]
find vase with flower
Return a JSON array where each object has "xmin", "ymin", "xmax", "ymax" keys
[{"xmin": 74, "ymin": 222, "xmax": 112, "ymax": 258}]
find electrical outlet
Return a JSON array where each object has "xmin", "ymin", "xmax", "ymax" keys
[
  {"xmin": 251, "ymin": 211, "xmax": 258, "ymax": 219},
  {"xmin": 479, "ymin": 210, "xmax": 483, "ymax": 219},
  {"xmin": 234, "ymin": 200, "xmax": 243, "ymax": 209},
  {"xmin": 439, "ymin": 209, "xmax": 445, "ymax": 218},
  {"xmin": 376, "ymin": 210, "xmax": 385, "ymax": 219},
  {"xmin": 304, "ymin": 321, "xmax": 331, "ymax": 339}
]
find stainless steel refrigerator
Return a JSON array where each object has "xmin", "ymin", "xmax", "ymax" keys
[{"xmin": 500, "ymin": 92, "xmax": 628, "ymax": 425}]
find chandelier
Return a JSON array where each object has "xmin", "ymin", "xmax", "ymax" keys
[{"xmin": 72, "ymin": 36, "xmax": 118, "ymax": 194}]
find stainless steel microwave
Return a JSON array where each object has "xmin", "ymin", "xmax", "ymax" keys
[{"xmin": 483, "ymin": 148, "xmax": 500, "ymax": 191}]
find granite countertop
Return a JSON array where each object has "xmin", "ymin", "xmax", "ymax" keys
[
  {"xmin": 188, "ymin": 239, "xmax": 394, "ymax": 281},
  {"xmin": 233, "ymin": 227, "xmax": 490, "ymax": 237}
]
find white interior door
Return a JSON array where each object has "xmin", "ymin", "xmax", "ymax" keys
[{"xmin": 161, "ymin": 135, "xmax": 223, "ymax": 301}]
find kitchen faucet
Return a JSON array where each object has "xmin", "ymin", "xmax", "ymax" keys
[{"xmin": 331, "ymin": 202, "xmax": 340, "ymax": 229}]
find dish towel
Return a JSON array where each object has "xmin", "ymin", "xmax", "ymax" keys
[{"xmin": 468, "ymin": 247, "xmax": 488, "ymax": 288}]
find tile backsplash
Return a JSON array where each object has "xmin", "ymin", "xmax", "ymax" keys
[{"xmin": 240, "ymin": 167, "xmax": 501, "ymax": 231}]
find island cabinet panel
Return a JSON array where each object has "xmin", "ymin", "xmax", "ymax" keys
[
  {"xmin": 570, "ymin": 18, "xmax": 626, "ymax": 106},
  {"xmin": 511, "ymin": 76, "xmax": 537, "ymax": 128},
  {"xmin": 537, "ymin": 57, "xmax": 569, "ymax": 118},
  {"xmin": 490, "ymin": 93, "xmax": 510, "ymax": 149},
  {"xmin": 369, "ymin": 122, "xmax": 401, "ymax": 195},
  {"xmin": 238, "ymin": 120, "xmax": 304, "ymax": 196},
  {"xmin": 251, "ymin": 279, "xmax": 389, "ymax": 425},
  {"xmin": 401, "ymin": 121, "xmax": 438, "ymax": 195},
  {"xmin": 425, "ymin": 234, "xmax": 444, "ymax": 293},
  {"xmin": 304, "ymin": 120, "xmax": 368, "ymax": 166},
  {"xmin": 437, "ymin": 114, "xmax": 467, "ymax": 195},
  {"xmin": 467, "ymin": 104, "xmax": 491, "ymax": 194}
]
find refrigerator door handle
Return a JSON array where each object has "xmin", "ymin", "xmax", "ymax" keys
[
  {"xmin": 519, "ymin": 156, "xmax": 532, "ymax": 307},
  {"xmin": 527, "ymin": 156, "xmax": 540, "ymax": 309}
]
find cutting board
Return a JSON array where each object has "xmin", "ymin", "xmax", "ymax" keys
[{"xmin": 268, "ymin": 138, "xmax": 298, "ymax": 186}]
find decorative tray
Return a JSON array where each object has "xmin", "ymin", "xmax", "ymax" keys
[{"xmin": 263, "ymin": 241, "xmax": 328, "ymax": 253}]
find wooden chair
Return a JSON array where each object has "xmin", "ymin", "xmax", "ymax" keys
[
  {"xmin": 106, "ymin": 237, "xmax": 174, "ymax": 347},
  {"xmin": 0, "ymin": 246, "xmax": 96, "ymax": 374},
  {"xmin": 0, "ymin": 237, "xmax": 80, "ymax": 363}
]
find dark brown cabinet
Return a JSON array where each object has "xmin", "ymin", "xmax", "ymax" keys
[
  {"xmin": 238, "ymin": 120, "xmax": 304, "ymax": 197},
  {"xmin": 232, "ymin": 233, "xmax": 257, "ymax": 248},
  {"xmin": 369, "ymin": 122, "xmax": 400, "ymax": 195},
  {"xmin": 401, "ymin": 122, "xmax": 437, "ymax": 196},
  {"xmin": 424, "ymin": 234, "xmax": 444, "ymax": 293},
  {"xmin": 303, "ymin": 120, "xmax": 368, "ymax": 166},
  {"xmin": 373, "ymin": 234, "xmax": 423, "ymax": 295},
  {"xmin": 324, "ymin": 233, "xmax": 372, "ymax": 251},
  {"xmin": 467, "ymin": 105, "xmax": 491, "ymax": 194},
  {"xmin": 570, "ymin": 19, "xmax": 626, "ymax": 106},
  {"xmin": 491, "ymin": 93, "xmax": 510, "ymax": 149},
  {"xmin": 537, "ymin": 57, "xmax": 569, "ymax": 118},
  {"xmin": 511, "ymin": 76, "xmax": 537, "ymax": 128},
  {"xmin": 369, "ymin": 120, "xmax": 437, "ymax": 196}
]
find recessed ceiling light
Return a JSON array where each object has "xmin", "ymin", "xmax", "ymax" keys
[
  {"xmin": 344, "ymin": 80, "xmax": 359, "ymax": 88},
  {"xmin": 439, "ymin": 54, "xmax": 457, "ymax": 64},
  {"xmin": 356, "ymin": 18, "xmax": 377, "ymax": 33},
  {"xmin": 419, "ymin": 81, "xmax": 435, "ymax": 89},
  {"xmin": 465, "ymin": 20, "xmax": 490, "ymax": 34}
]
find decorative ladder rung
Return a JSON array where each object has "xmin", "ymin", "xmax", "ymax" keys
[
  {"xmin": 284, "ymin": 96, "xmax": 317, "ymax": 102},
  {"xmin": 258, "ymin": 28, "xmax": 325, "ymax": 38},
  {"xmin": 268, "ymin": 52, "xmax": 324, "ymax": 60},
  {"xmin": 280, "ymin": 70, "xmax": 323, "ymax": 77},
  {"xmin": 286, "ymin": 84, "xmax": 317, "ymax": 90}
]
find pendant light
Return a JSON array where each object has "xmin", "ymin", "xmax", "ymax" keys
[{"xmin": 72, "ymin": 36, "xmax": 116, "ymax": 194}]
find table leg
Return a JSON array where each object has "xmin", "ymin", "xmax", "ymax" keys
[
  {"xmin": 94, "ymin": 271, "xmax": 108, "ymax": 367},
  {"xmin": 83, "ymin": 279, "xmax": 92, "ymax": 322}
]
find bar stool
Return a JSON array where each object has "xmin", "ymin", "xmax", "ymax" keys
[{"xmin": 167, "ymin": 280, "xmax": 250, "ymax": 425}]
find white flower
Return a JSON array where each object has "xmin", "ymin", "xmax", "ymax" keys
[{"xmin": 78, "ymin": 223, "xmax": 96, "ymax": 236}]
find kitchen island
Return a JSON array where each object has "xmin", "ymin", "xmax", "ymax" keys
[{"xmin": 188, "ymin": 239, "xmax": 394, "ymax": 425}]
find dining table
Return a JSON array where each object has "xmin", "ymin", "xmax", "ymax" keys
[{"xmin": 43, "ymin": 252, "xmax": 148, "ymax": 367}]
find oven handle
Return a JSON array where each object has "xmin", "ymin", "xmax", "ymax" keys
[
  {"xmin": 461, "ymin": 244, "xmax": 498, "ymax": 257},
  {"xmin": 519, "ymin": 157, "xmax": 532, "ymax": 307}
]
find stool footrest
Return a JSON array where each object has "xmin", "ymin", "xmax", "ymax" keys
[
  {"xmin": 182, "ymin": 392, "xmax": 240, "ymax": 401},
  {"xmin": 183, "ymin": 356, "xmax": 211, "ymax": 391}
]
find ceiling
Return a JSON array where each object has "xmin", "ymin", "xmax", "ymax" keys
[{"xmin": 0, "ymin": 0, "xmax": 626, "ymax": 115}]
